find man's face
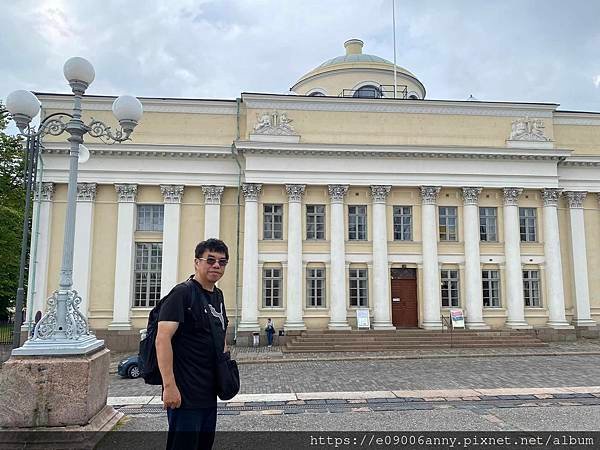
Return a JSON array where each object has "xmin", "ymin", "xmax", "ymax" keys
[{"xmin": 195, "ymin": 250, "xmax": 227, "ymax": 283}]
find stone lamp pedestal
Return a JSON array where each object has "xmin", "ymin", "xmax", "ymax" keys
[{"xmin": 0, "ymin": 347, "xmax": 122, "ymax": 448}]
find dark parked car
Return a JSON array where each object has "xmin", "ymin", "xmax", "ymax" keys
[{"xmin": 117, "ymin": 354, "xmax": 140, "ymax": 379}]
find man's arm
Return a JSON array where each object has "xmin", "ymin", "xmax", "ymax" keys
[{"xmin": 156, "ymin": 321, "xmax": 181, "ymax": 409}]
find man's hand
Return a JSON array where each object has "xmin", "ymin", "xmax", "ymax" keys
[{"xmin": 163, "ymin": 383, "xmax": 182, "ymax": 409}]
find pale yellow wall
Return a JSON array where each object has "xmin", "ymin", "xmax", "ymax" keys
[
  {"xmin": 586, "ymin": 196, "xmax": 600, "ymax": 318},
  {"xmin": 46, "ymin": 185, "xmax": 67, "ymax": 297},
  {"xmin": 554, "ymin": 124, "xmax": 600, "ymax": 155},
  {"xmin": 218, "ymin": 187, "xmax": 242, "ymax": 324}
]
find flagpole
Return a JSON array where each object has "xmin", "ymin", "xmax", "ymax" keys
[{"xmin": 392, "ymin": 0, "xmax": 397, "ymax": 98}]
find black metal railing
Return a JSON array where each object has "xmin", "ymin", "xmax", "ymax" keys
[
  {"xmin": 339, "ymin": 84, "xmax": 409, "ymax": 99},
  {"xmin": 0, "ymin": 319, "xmax": 14, "ymax": 345},
  {"xmin": 440, "ymin": 314, "xmax": 454, "ymax": 348}
]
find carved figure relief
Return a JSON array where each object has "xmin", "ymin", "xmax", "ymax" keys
[
  {"xmin": 253, "ymin": 111, "xmax": 297, "ymax": 136},
  {"xmin": 509, "ymin": 117, "xmax": 550, "ymax": 141}
]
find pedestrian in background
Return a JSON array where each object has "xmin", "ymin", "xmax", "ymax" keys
[{"xmin": 265, "ymin": 318, "xmax": 275, "ymax": 348}]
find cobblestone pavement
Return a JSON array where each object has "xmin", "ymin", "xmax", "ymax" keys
[{"xmin": 109, "ymin": 353, "xmax": 600, "ymax": 398}]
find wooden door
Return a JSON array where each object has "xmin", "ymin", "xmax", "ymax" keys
[{"xmin": 391, "ymin": 268, "xmax": 418, "ymax": 328}]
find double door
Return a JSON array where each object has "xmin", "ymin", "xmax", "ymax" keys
[{"xmin": 391, "ymin": 268, "xmax": 418, "ymax": 328}]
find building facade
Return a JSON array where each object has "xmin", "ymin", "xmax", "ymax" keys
[{"xmin": 29, "ymin": 40, "xmax": 600, "ymax": 348}]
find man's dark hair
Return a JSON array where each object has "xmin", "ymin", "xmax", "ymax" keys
[{"xmin": 195, "ymin": 238, "xmax": 229, "ymax": 260}]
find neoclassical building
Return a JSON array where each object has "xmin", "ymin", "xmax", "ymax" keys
[{"xmin": 29, "ymin": 39, "xmax": 600, "ymax": 348}]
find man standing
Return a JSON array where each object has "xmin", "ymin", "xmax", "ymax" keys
[{"xmin": 156, "ymin": 238, "xmax": 230, "ymax": 450}]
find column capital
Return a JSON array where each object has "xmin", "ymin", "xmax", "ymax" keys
[
  {"xmin": 285, "ymin": 184, "xmax": 306, "ymax": 202},
  {"xmin": 160, "ymin": 185, "xmax": 184, "ymax": 204},
  {"xmin": 420, "ymin": 186, "xmax": 441, "ymax": 205},
  {"xmin": 565, "ymin": 191, "xmax": 587, "ymax": 209},
  {"xmin": 370, "ymin": 185, "xmax": 391, "ymax": 203},
  {"xmin": 242, "ymin": 183, "xmax": 262, "ymax": 201},
  {"xmin": 541, "ymin": 188, "xmax": 562, "ymax": 207},
  {"xmin": 115, "ymin": 184, "xmax": 137, "ymax": 202},
  {"xmin": 503, "ymin": 187, "xmax": 523, "ymax": 206},
  {"xmin": 77, "ymin": 183, "xmax": 97, "ymax": 202},
  {"xmin": 202, "ymin": 185, "xmax": 225, "ymax": 205},
  {"xmin": 35, "ymin": 182, "xmax": 55, "ymax": 202},
  {"xmin": 328, "ymin": 184, "xmax": 349, "ymax": 203},
  {"xmin": 461, "ymin": 187, "xmax": 482, "ymax": 206}
]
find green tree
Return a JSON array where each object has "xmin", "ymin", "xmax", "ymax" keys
[{"xmin": 0, "ymin": 102, "xmax": 25, "ymax": 320}]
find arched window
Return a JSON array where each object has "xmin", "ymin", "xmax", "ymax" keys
[{"xmin": 353, "ymin": 85, "xmax": 382, "ymax": 98}]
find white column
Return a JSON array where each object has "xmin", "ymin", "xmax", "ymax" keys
[
  {"xmin": 73, "ymin": 183, "xmax": 96, "ymax": 319},
  {"xmin": 565, "ymin": 191, "xmax": 596, "ymax": 326},
  {"xmin": 109, "ymin": 184, "xmax": 137, "ymax": 330},
  {"xmin": 462, "ymin": 187, "xmax": 489, "ymax": 329},
  {"xmin": 420, "ymin": 186, "xmax": 442, "ymax": 330},
  {"xmin": 284, "ymin": 184, "xmax": 306, "ymax": 330},
  {"xmin": 202, "ymin": 186, "xmax": 224, "ymax": 240},
  {"xmin": 238, "ymin": 183, "xmax": 262, "ymax": 332},
  {"xmin": 503, "ymin": 187, "xmax": 530, "ymax": 329},
  {"xmin": 371, "ymin": 185, "xmax": 395, "ymax": 330},
  {"xmin": 328, "ymin": 185, "xmax": 351, "ymax": 330},
  {"xmin": 160, "ymin": 185, "xmax": 184, "ymax": 294},
  {"xmin": 27, "ymin": 182, "xmax": 54, "ymax": 325},
  {"xmin": 541, "ymin": 189, "xmax": 572, "ymax": 329}
]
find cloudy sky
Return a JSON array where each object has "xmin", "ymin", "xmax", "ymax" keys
[{"xmin": 1, "ymin": 0, "xmax": 599, "ymax": 115}]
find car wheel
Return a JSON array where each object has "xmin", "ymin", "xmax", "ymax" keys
[{"xmin": 128, "ymin": 364, "xmax": 141, "ymax": 379}]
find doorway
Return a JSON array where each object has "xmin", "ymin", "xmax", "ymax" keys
[{"xmin": 391, "ymin": 268, "xmax": 418, "ymax": 328}]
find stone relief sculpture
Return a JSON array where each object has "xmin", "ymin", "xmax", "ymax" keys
[
  {"xmin": 253, "ymin": 111, "xmax": 297, "ymax": 135},
  {"xmin": 509, "ymin": 116, "xmax": 550, "ymax": 141}
]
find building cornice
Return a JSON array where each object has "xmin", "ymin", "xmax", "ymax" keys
[
  {"xmin": 235, "ymin": 140, "xmax": 571, "ymax": 161},
  {"xmin": 36, "ymin": 93, "xmax": 238, "ymax": 115},
  {"xmin": 242, "ymin": 93, "xmax": 558, "ymax": 118},
  {"xmin": 553, "ymin": 112, "xmax": 600, "ymax": 126},
  {"xmin": 559, "ymin": 156, "xmax": 600, "ymax": 167},
  {"xmin": 42, "ymin": 142, "xmax": 234, "ymax": 159}
]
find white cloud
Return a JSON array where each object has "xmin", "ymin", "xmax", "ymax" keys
[{"xmin": 594, "ymin": 75, "xmax": 600, "ymax": 88}]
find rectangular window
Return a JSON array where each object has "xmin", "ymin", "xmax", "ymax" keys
[
  {"xmin": 306, "ymin": 268, "xmax": 325, "ymax": 307},
  {"xmin": 441, "ymin": 269, "xmax": 460, "ymax": 307},
  {"xmin": 482, "ymin": 270, "xmax": 501, "ymax": 307},
  {"xmin": 349, "ymin": 268, "xmax": 368, "ymax": 307},
  {"xmin": 523, "ymin": 270, "xmax": 541, "ymax": 307},
  {"xmin": 519, "ymin": 208, "xmax": 537, "ymax": 242},
  {"xmin": 439, "ymin": 206, "xmax": 458, "ymax": 241},
  {"xmin": 136, "ymin": 205, "xmax": 164, "ymax": 232},
  {"xmin": 263, "ymin": 268, "xmax": 282, "ymax": 307},
  {"xmin": 306, "ymin": 205, "xmax": 325, "ymax": 240},
  {"xmin": 263, "ymin": 204, "xmax": 283, "ymax": 240},
  {"xmin": 479, "ymin": 207, "xmax": 498, "ymax": 242},
  {"xmin": 134, "ymin": 242, "xmax": 162, "ymax": 307},
  {"xmin": 393, "ymin": 206, "xmax": 412, "ymax": 241},
  {"xmin": 348, "ymin": 205, "xmax": 367, "ymax": 240}
]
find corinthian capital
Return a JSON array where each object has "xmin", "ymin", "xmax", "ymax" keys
[
  {"xmin": 285, "ymin": 184, "xmax": 305, "ymax": 202},
  {"xmin": 565, "ymin": 191, "xmax": 587, "ymax": 209},
  {"xmin": 541, "ymin": 188, "xmax": 561, "ymax": 207},
  {"xmin": 115, "ymin": 184, "xmax": 137, "ymax": 202},
  {"xmin": 77, "ymin": 183, "xmax": 97, "ymax": 202},
  {"xmin": 35, "ymin": 182, "xmax": 55, "ymax": 202},
  {"xmin": 160, "ymin": 185, "xmax": 184, "ymax": 204},
  {"xmin": 420, "ymin": 186, "xmax": 441, "ymax": 205},
  {"xmin": 370, "ymin": 185, "xmax": 391, "ymax": 203},
  {"xmin": 461, "ymin": 187, "xmax": 482, "ymax": 206},
  {"xmin": 242, "ymin": 183, "xmax": 262, "ymax": 201},
  {"xmin": 328, "ymin": 185, "xmax": 349, "ymax": 203},
  {"xmin": 503, "ymin": 187, "xmax": 523, "ymax": 206},
  {"xmin": 202, "ymin": 186, "xmax": 225, "ymax": 205}
]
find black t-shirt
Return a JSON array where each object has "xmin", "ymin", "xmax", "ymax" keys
[{"xmin": 158, "ymin": 277, "xmax": 229, "ymax": 408}]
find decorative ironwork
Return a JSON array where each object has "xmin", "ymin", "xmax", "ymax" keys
[
  {"xmin": 33, "ymin": 289, "xmax": 89, "ymax": 340},
  {"xmin": 88, "ymin": 119, "xmax": 131, "ymax": 144},
  {"xmin": 33, "ymin": 292, "xmax": 58, "ymax": 339}
]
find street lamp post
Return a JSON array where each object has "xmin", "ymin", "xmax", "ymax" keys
[{"xmin": 5, "ymin": 57, "xmax": 143, "ymax": 355}]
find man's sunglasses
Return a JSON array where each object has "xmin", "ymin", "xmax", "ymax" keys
[{"xmin": 197, "ymin": 257, "xmax": 229, "ymax": 267}]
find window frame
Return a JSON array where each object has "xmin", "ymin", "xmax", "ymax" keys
[
  {"xmin": 306, "ymin": 267, "xmax": 326, "ymax": 308},
  {"xmin": 393, "ymin": 205, "xmax": 413, "ymax": 241},
  {"xmin": 263, "ymin": 204, "xmax": 283, "ymax": 240},
  {"xmin": 263, "ymin": 267, "xmax": 282, "ymax": 308},
  {"xmin": 349, "ymin": 268, "xmax": 368, "ymax": 307},
  {"xmin": 479, "ymin": 207, "xmax": 498, "ymax": 242},
  {"xmin": 440, "ymin": 269, "xmax": 460, "ymax": 308},
  {"xmin": 439, "ymin": 206, "xmax": 458, "ymax": 241},
  {"xmin": 523, "ymin": 269, "xmax": 541, "ymax": 307},
  {"xmin": 136, "ymin": 204, "xmax": 164, "ymax": 232},
  {"xmin": 306, "ymin": 204, "xmax": 326, "ymax": 240},
  {"xmin": 519, "ymin": 207, "xmax": 537, "ymax": 242},
  {"xmin": 482, "ymin": 269, "xmax": 501, "ymax": 308},
  {"xmin": 348, "ymin": 205, "xmax": 367, "ymax": 241},
  {"xmin": 133, "ymin": 242, "xmax": 163, "ymax": 308}
]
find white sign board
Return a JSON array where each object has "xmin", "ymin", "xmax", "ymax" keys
[
  {"xmin": 356, "ymin": 309, "xmax": 370, "ymax": 329},
  {"xmin": 450, "ymin": 309, "xmax": 465, "ymax": 329}
]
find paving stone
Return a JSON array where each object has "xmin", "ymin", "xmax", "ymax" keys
[
  {"xmin": 325, "ymin": 399, "xmax": 347, "ymax": 404},
  {"xmin": 218, "ymin": 410, "xmax": 240, "ymax": 415},
  {"xmin": 260, "ymin": 409, "xmax": 284, "ymax": 415}
]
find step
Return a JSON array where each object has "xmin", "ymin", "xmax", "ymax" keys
[{"xmin": 285, "ymin": 341, "xmax": 548, "ymax": 350}]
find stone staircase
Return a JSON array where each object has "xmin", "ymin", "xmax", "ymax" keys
[{"xmin": 283, "ymin": 329, "xmax": 548, "ymax": 353}]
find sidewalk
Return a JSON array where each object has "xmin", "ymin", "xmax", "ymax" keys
[{"xmin": 109, "ymin": 339, "xmax": 600, "ymax": 374}]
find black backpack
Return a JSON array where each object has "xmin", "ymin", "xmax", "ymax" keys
[{"xmin": 138, "ymin": 279, "xmax": 193, "ymax": 385}]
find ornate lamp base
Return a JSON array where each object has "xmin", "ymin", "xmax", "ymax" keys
[{"xmin": 11, "ymin": 334, "xmax": 105, "ymax": 356}]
